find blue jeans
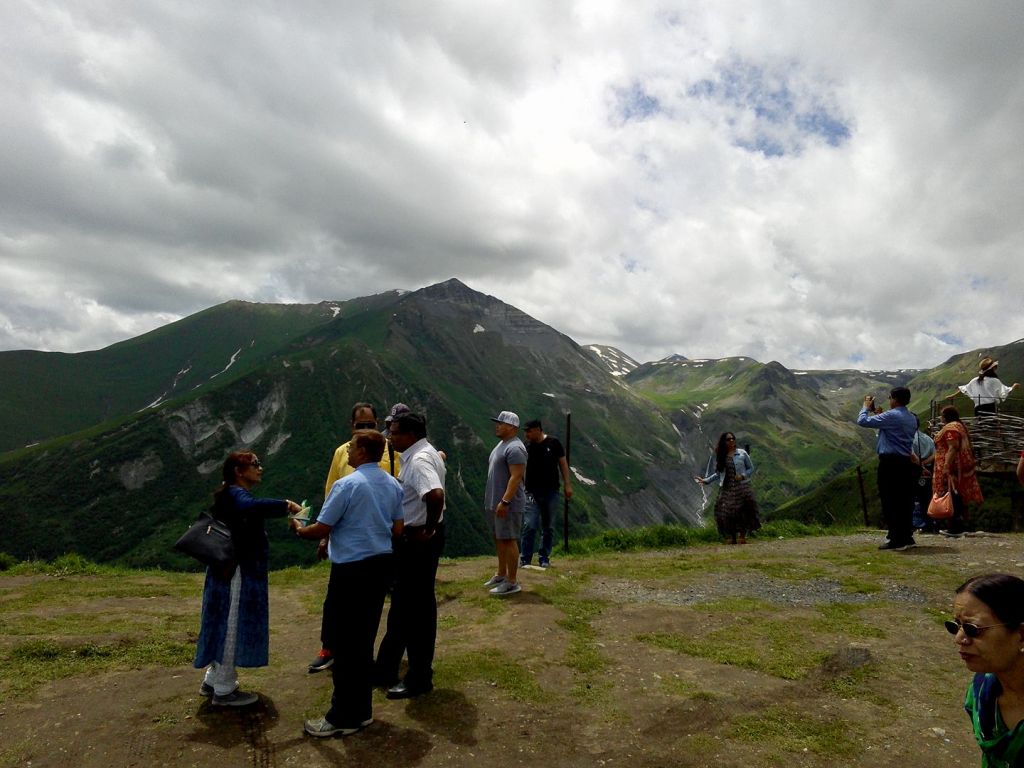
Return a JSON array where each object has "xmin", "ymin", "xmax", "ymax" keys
[{"xmin": 520, "ymin": 491, "xmax": 557, "ymax": 564}]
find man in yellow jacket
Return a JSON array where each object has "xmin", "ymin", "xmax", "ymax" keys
[{"xmin": 308, "ymin": 402, "xmax": 404, "ymax": 673}]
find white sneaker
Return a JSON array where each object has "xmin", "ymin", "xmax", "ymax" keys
[
  {"xmin": 490, "ymin": 581, "xmax": 522, "ymax": 596},
  {"xmin": 483, "ymin": 574, "xmax": 507, "ymax": 587}
]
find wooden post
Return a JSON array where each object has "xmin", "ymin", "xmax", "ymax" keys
[
  {"xmin": 857, "ymin": 465, "xmax": 870, "ymax": 527},
  {"xmin": 563, "ymin": 411, "xmax": 571, "ymax": 552}
]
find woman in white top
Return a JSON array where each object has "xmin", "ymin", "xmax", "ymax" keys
[{"xmin": 947, "ymin": 357, "xmax": 1019, "ymax": 416}]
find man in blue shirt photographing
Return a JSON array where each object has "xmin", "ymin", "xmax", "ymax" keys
[{"xmin": 857, "ymin": 386, "xmax": 918, "ymax": 551}]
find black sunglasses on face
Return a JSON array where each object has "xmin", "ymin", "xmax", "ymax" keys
[
  {"xmin": 945, "ymin": 619, "xmax": 1009, "ymax": 638},
  {"xmin": 353, "ymin": 421, "xmax": 377, "ymax": 429}
]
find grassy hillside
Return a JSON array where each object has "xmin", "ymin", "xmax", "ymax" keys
[{"xmin": 0, "ymin": 299, "xmax": 361, "ymax": 453}]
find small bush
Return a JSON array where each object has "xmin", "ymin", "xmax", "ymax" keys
[{"xmin": 0, "ymin": 552, "xmax": 18, "ymax": 571}]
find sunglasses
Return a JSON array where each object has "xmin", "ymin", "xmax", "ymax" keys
[
  {"xmin": 353, "ymin": 421, "xmax": 377, "ymax": 430},
  {"xmin": 945, "ymin": 619, "xmax": 1009, "ymax": 638},
  {"xmin": 247, "ymin": 459, "xmax": 263, "ymax": 470}
]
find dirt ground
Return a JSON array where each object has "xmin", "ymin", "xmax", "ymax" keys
[{"xmin": 1, "ymin": 531, "xmax": 1020, "ymax": 768}]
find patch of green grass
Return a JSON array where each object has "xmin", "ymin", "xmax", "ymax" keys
[
  {"xmin": 839, "ymin": 577, "xmax": 883, "ymax": 595},
  {"xmin": 731, "ymin": 704, "xmax": 861, "ymax": 757},
  {"xmin": 0, "ymin": 575, "xmax": 200, "ymax": 613},
  {"xmin": 692, "ymin": 597, "xmax": 776, "ymax": 614},
  {"xmin": 660, "ymin": 676, "xmax": 718, "ymax": 700},
  {"xmin": 434, "ymin": 650, "xmax": 542, "ymax": 703},
  {"xmin": 811, "ymin": 604, "xmax": 885, "ymax": 639},
  {"xmin": 1, "ymin": 637, "xmax": 194, "ymax": 701},
  {"xmin": 740, "ymin": 559, "xmax": 830, "ymax": 581},
  {"xmin": 438, "ymin": 615, "xmax": 460, "ymax": 630},
  {"xmin": 820, "ymin": 665, "xmax": 891, "ymax": 706},
  {"xmin": 638, "ymin": 618, "xmax": 829, "ymax": 680},
  {"xmin": 0, "ymin": 610, "xmax": 194, "ymax": 637}
]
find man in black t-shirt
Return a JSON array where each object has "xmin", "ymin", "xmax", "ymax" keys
[{"xmin": 519, "ymin": 419, "xmax": 573, "ymax": 568}]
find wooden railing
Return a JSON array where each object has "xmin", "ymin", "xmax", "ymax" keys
[{"xmin": 929, "ymin": 395, "xmax": 1024, "ymax": 474}]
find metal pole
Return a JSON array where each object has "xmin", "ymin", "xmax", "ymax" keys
[{"xmin": 563, "ymin": 411, "xmax": 571, "ymax": 552}]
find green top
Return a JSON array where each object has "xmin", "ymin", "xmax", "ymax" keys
[{"xmin": 966, "ymin": 673, "xmax": 1024, "ymax": 767}]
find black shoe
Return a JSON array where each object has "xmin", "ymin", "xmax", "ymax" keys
[
  {"xmin": 386, "ymin": 681, "xmax": 433, "ymax": 699},
  {"xmin": 308, "ymin": 649, "xmax": 334, "ymax": 673},
  {"xmin": 878, "ymin": 541, "xmax": 910, "ymax": 551}
]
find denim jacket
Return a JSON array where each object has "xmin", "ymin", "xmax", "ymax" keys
[{"xmin": 700, "ymin": 449, "xmax": 755, "ymax": 487}]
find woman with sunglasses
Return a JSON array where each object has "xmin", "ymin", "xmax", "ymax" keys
[
  {"xmin": 695, "ymin": 432, "xmax": 761, "ymax": 544},
  {"xmin": 194, "ymin": 451, "xmax": 303, "ymax": 706},
  {"xmin": 951, "ymin": 573, "xmax": 1024, "ymax": 765}
]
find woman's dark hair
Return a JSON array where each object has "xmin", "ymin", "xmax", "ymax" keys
[
  {"xmin": 956, "ymin": 574, "xmax": 1024, "ymax": 627},
  {"xmin": 941, "ymin": 405, "xmax": 961, "ymax": 424},
  {"xmin": 715, "ymin": 432, "xmax": 735, "ymax": 473},
  {"xmin": 213, "ymin": 451, "xmax": 258, "ymax": 507}
]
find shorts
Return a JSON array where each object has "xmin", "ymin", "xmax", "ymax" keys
[{"xmin": 489, "ymin": 504, "xmax": 524, "ymax": 540}]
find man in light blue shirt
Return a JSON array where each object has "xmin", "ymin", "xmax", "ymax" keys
[
  {"xmin": 291, "ymin": 430, "xmax": 403, "ymax": 738},
  {"xmin": 857, "ymin": 386, "xmax": 918, "ymax": 551}
]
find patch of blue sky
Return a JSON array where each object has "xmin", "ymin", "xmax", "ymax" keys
[
  {"xmin": 968, "ymin": 275, "xmax": 990, "ymax": 290},
  {"xmin": 848, "ymin": 351, "xmax": 866, "ymax": 365},
  {"xmin": 689, "ymin": 59, "xmax": 850, "ymax": 157},
  {"xmin": 736, "ymin": 135, "xmax": 786, "ymax": 158},
  {"xmin": 615, "ymin": 81, "xmax": 662, "ymax": 123},
  {"xmin": 795, "ymin": 108, "xmax": 851, "ymax": 147},
  {"xmin": 621, "ymin": 254, "xmax": 641, "ymax": 273},
  {"xmin": 929, "ymin": 332, "xmax": 963, "ymax": 346}
]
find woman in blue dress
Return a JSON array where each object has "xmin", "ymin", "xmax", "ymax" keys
[{"xmin": 194, "ymin": 451, "xmax": 302, "ymax": 706}]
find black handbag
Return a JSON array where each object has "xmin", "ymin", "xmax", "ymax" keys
[{"xmin": 174, "ymin": 512, "xmax": 235, "ymax": 566}]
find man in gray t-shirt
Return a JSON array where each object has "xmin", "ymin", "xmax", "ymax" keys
[{"xmin": 482, "ymin": 410, "xmax": 527, "ymax": 596}]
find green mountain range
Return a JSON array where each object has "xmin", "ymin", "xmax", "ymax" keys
[
  {"xmin": 2, "ymin": 279, "xmax": 1021, "ymax": 569},
  {"xmin": 0, "ymin": 280, "xmax": 697, "ymax": 568}
]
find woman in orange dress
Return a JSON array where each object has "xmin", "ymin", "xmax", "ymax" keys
[{"xmin": 932, "ymin": 405, "xmax": 983, "ymax": 536}]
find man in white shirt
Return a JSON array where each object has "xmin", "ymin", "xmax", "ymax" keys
[{"xmin": 374, "ymin": 412, "xmax": 446, "ymax": 698}]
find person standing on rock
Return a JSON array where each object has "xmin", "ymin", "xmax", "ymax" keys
[
  {"xmin": 519, "ymin": 419, "xmax": 572, "ymax": 569},
  {"xmin": 857, "ymin": 386, "xmax": 917, "ymax": 551},
  {"xmin": 695, "ymin": 432, "xmax": 760, "ymax": 544},
  {"xmin": 292, "ymin": 430, "xmax": 403, "ymax": 737},
  {"xmin": 374, "ymin": 412, "xmax": 446, "ymax": 699},
  {"xmin": 308, "ymin": 402, "xmax": 401, "ymax": 673},
  {"xmin": 945, "ymin": 357, "xmax": 1020, "ymax": 416},
  {"xmin": 483, "ymin": 410, "xmax": 527, "ymax": 596}
]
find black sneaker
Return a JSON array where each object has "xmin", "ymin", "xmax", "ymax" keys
[
  {"xmin": 308, "ymin": 649, "xmax": 334, "ymax": 673},
  {"xmin": 878, "ymin": 541, "xmax": 910, "ymax": 551},
  {"xmin": 538, "ymin": 559, "xmax": 550, "ymax": 568}
]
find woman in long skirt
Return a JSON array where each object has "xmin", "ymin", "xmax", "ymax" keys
[
  {"xmin": 696, "ymin": 432, "xmax": 761, "ymax": 544},
  {"xmin": 194, "ymin": 451, "xmax": 302, "ymax": 706}
]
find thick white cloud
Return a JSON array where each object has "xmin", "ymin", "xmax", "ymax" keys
[{"xmin": 1, "ymin": 1, "xmax": 1022, "ymax": 367}]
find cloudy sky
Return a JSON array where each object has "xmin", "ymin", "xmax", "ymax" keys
[{"xmin": 2, "ymin": 1, "xmax": 1022, "ymax": 370}]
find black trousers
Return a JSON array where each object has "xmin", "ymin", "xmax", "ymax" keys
[
  {"xmin": 375, "ymin": 524, "xmax": 445, "ymax": 689},
  {"xmin": 324, "ymin": 553, "xmax": 392, "ymax": 727},
  {"xmin": 878, "ymin": 454, "xmax": 915, "ymax": 545}
]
